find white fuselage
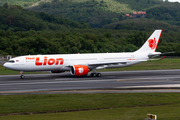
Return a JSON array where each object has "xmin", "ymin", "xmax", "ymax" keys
[{"xmin": 3, "ymin": 52, "xmax": 148, "ymax": 72}]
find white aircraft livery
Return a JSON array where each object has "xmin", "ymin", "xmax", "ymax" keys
[{"xmin": 4, "ymin": 30, "xmax": 163, "ymax": 79}]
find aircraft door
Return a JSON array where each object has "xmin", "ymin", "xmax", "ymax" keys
[{"xmin": 20, "ymin": 58, "xmax": 25, "ymax": 66}]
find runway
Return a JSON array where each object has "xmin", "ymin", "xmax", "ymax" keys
[
  {"xmin": 0, "ymin": 60, "xmax": 6, "ymax": 65},
  {"xmin": 1, "ymin": 69, "xmax": 180, "ymax": 95}
]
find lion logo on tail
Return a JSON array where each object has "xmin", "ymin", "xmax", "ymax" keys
[{"xmin": 148, "ymin": 37, "xmax": 157, "ymax": 50}]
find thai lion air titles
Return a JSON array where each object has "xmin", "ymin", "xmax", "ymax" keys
[
  {"xmin": 25, "ymin": 57, "xmax": 64, "ymax": 66},
  {"xmin": 35, "ymin": 57, "xmax": 64, "ymax": 66},
  {"xmin": 26, "ymin": 56, "xmax": 88, "ymax": 76}
]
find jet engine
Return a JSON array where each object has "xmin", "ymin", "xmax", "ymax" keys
[{"xmin": 70, "ymin": 65, "xmax": 89, "ymax": 76}]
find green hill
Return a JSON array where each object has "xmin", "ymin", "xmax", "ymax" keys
[
  {"xmin": 2, "ymin": 0, "xmax": 180, "ymax": 28},
  {"xmin": 0, "ymin": 0, "xmax": 180, "ymax": 56},
  {"xmin": 1, "ymin": 0, "xmax": 162, "ymax": 13},
  {"xmin": 29, "ymin": 0, "xmax": 161, "ymax": 14},
  {"xmin": 103, "ymin": 18, "xmax": 180, "ymax": 32},
  {"xmin": 27, "ymin": 0, "xmax": 180, "ymax": 28},
  {"xmin": 146, "ymin": 2, "xmax": 180, "ymax": 26},
  {"xmin": 0, "ymin": 4, "xmax": 88, "ymax": 31},
  {"xmin": 0, "ymin": 0, "xmax": 40, "ymax": 7},
  {"xmin": 28, "ymin": 0, "xmax": 125, "ymax": 28}
]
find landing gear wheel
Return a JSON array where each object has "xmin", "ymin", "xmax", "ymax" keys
[
  {"xmin": 20, "ymin": 71, "xmax": 25, "ymax": 79},
  {"xmin": 91, "ymin": 73, "xmax": 101, "ymax": 77},
  {"xmin": 91, "ymin": 73, "xmax": 96, "ymax": 77},
  {"xmin": 21, "ymin": 75, "xmax": 25, "ymax": 79},
  {"xmin": 96, "ymin": 73, "xmax": 101, "ymax": 77}
]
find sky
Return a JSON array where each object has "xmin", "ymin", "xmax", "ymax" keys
[{"xmin": 167, "ymin": 0, "xmax": 180, "ymax": 2}]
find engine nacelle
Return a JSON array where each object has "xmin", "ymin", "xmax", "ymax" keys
[
  {"xmin": 70, "ymin": 65, "xmax": 89, "ymax": 76},
  {"xmin": 51, "ymin": 70, "xmax": 65, "ymax": 73}
]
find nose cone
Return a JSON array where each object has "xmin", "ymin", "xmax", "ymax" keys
[
  {"xmin": 3, "ymin": 62, "xmax": 8, "ymax": 68},
  {"xmin": 3, "ymin": 62, "xmax": 14, "ymax": 70},
  {"xmin": 3, "ymin": 62, "xmax": 12, "ymax": 70}
]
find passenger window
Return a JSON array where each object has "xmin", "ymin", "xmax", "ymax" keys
[{"xmin": 8, "ymin": 60, "xmax": 15, "ymax": 63}]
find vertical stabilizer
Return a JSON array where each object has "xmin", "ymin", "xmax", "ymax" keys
[{"xmin": 135, "ymin": 30, "xmax": 162, "ymax": 53}]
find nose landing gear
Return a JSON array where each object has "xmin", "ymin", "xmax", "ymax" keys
[{"xmin": 20, "ymin": 71, "xmax": 25, "ymax": 79}]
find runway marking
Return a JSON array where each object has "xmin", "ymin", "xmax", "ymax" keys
[
  {"xmin": 116, "ymin": 84, "xmax": 180, "ymax": 88},
  {"xmin": 117, "ymin": 76, "xmax": 180, "ymax": 82},
  {"xmin": 0, "ymin": 79, "xmax": 118, "ymax": 86},
  {"xmin": 1, "ymin": 75, "xmax": 180, "ymax": 86}
]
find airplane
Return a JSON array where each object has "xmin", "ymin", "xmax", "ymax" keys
[{"xmin": 3, "ymin": 30, "xmax": 163, "ymax": 79}]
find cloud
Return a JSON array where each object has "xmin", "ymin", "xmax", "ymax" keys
[{"xmin": 167, "ymin": 0, "xmax": 180, "ymax": 3}]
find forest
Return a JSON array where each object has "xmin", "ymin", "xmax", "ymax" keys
[
  {"xmin": 0, "ymin": 0, "xmax": 180, "ymax": 56},
  {"xmin": 29, "ymin": 0, "xmax": 124, "ymax": 28},
  {"xmin": 0, "ymin": 0, "xmax": 40, "ymax": 7},
  {"xmin": 28, "ymin": 0, "xmax": 180, "ymax": 28},
  {"xmin": 146, "ymin": 3, "xmax": 180, "ymax": 26},
  {"xmin": 0, "ymin": 4, "xmax": 89, "ymax": 32},
  {"xmin": 0, "ymin": 28, "xmax": 180, "ymax": 56}
]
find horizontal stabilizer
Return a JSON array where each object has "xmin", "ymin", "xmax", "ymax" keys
[
  {"xmin": 148, "ymin": 52, "xmax": 161, "ymax": 58},
  {"xmin": 149, "ymin": 56, "xmax": 166, "ymax": 61},
  {"xmin": 148, "ymin": 51, "xmax": 175, "ymax": 58},
  {"xmin": 161, "ymin": 51, "xmax": 176, "ymax": 55}
]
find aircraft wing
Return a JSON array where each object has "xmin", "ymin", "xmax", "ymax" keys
[
  {"xmin": 67, "ymin": 60, "xmax": 144, "ymax": 68},
  {"xmin": 88, "ymin": 61, "xmax": 127, "ymax": 66}
]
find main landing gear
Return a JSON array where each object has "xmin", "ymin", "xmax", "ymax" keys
[
  {"xmin": 90, "ymin": 73, "xmax": 101, "ymax": 77},
  {"xmin": 90, "ymin": 69, "xmax": 101, "ymax": 77},
  {"xmin": 20, "ymin": 71, "xmax": 25, "ymax": 79}
]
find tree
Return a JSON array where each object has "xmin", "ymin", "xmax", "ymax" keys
[
  {"xmin": 3, "ymin": 2, "xmax": 9, "ymax": 8},
  {"xmin": 111, "ymin": 18, "xmax": 119, "ymax": 23}
]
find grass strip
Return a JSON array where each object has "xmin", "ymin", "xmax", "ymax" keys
[
  {"xmin": 1, "ymin": 104, "xmax": 180, "ymax": 120},
  {"xmin": 0, "ymin": 93, "xmax": 180, "ymax": 119},
  {"xmin": 0, "ymin": 93, "xmax": 180, "ymax": 115}
]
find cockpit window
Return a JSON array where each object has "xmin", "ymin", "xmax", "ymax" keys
[{"xmin": 8, "ymin": 60, "xmax": 15, "ymax": 63}]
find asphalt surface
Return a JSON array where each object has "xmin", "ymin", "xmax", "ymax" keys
[
  {"xmin": 0, "ymin": 60, "xmax": 6, "ymax": 65},
  {"xmin": 1, "ymin": 69, "xmax": 180, "ymax": 95}
]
